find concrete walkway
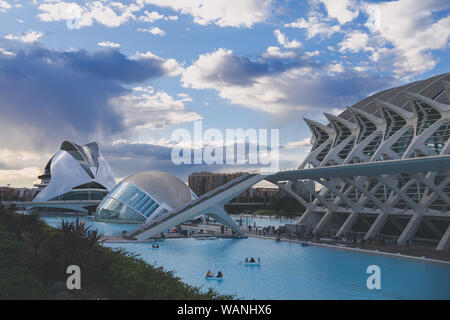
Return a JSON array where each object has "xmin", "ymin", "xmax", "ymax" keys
[{"xmin": 248, "ymin": 234, "xmax": 450, "ymax": 266}]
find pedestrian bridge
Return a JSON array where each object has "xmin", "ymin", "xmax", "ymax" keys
[
  {"xmin": 7, "ymin": 155, "xmax": 450, "ymax": 250},
  {"xmin": 7, "ymin": 200, "xmax": 101, "ymax": 213},
  {"xmin": 126, "ymin": 155, "xmax": 450, "ymax": 243}
]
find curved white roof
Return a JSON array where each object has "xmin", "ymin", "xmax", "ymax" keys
[
  {"xmin": 33, "ymin": 141, "xmax": 116, "ymax": 202},
  {"xmin": 123, "ymin": 171, "xmax": 192, "ymax": 209}
]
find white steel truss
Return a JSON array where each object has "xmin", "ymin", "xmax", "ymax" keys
[{"xmin": 286, "ymin": 74, "xmax": 450, "ymax": 250}]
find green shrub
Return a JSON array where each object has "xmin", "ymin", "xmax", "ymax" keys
[{"xmin": 0, "ymin": 210, "xmax": 229, "ymax": 300}]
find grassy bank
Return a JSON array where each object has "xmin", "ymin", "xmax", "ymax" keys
[{"xmin": 0, "ymin": 206, "xmax": 230, "ymax": 300}]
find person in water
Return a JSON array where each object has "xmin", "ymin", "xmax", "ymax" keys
[
  {"xmin": 250, "ymin": 257, "xmax": 255, "ymax": 263},
  {"xmin": 245, "ymin": 257, "xmax": 249, "ymax": 263},
  {"xmin": 206, "ymin": 270, "xmax": 212, "ymax": 278},
  {"xmin": 257, "ymin": 257, "xmax": 260, "ymax": 263},
  {"xmin": 217, "ymin": 271, "xmax": 223, "ymax": 278}
]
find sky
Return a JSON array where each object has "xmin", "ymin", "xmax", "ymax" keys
[{"xmin": 0, "ymin": 0, "xmax": 449, "ymax": 187}]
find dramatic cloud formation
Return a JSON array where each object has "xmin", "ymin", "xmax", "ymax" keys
[
  {"xmin": 0, "ymin": 43, "xmax": 192, "ymax": 154},
  {"xmin": 109, "ymin": 86, "xmax": 201, "ymax": 131},
  {"xmin": 182, "ymin": 48, "xmax": 395, "ymax": 115}
]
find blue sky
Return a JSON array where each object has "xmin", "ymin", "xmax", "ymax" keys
[{"xmin": 0, "ymin": 0, "xmax": 448, "ymax": 187}]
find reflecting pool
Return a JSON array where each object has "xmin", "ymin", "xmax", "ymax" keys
[
  {"xmin": 42, "ymin": 215, "xmax": 137, "ymax": 236},
  {"xmin": 43, "ymin": 215, "xmax": 450, "ymax": 299}
]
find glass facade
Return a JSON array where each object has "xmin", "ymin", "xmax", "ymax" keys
[
  {"xmin": 50, "ymin": 190, "xmax": 108, "ymax": 201},
  {"xmin": 95, "ymin": 181, "xmax": 160, "ymax": 223}
]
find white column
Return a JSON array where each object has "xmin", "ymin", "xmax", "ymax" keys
[
  {"xmin": 397, "ymin": 214, "xmax": 423, "ymax": 245},
  {"xmin": 336, "ymin": 211, "xmax": 359, "ymax": 237},
  {"xmin": 314, "ymin": 209, "xmax": 334, "ymax": 234},
  {"xmin": 364, "ymin": 213, "xmax": 388, "ymax": 240},
  {"xmin": 298, "ymin": 209, "xmax": 323, "ymax": 228},
  {"xmin": 207, "ymin": 205, "xmax": 245, "ymax": 236},
  {"xmin": 436, "ymin": 225, "xmax": 450, "ymax": 251}
]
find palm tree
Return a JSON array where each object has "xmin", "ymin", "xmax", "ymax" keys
[{"xmin": 53, "ymin": 219, "xmax": 103, "ymax": 275}]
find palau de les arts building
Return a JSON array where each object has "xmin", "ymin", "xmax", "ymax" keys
[
  {"xmin": 31, "ymin": 73, "xmax": 450, "ymax": 249},
  {"xmin": 32, "ymin": 141, "xmax": 116, "ymax": 213}
]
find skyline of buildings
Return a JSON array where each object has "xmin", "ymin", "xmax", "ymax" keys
[{"xmin": 1, "ymin": 1, "xmax": 449, "ymax": 189}]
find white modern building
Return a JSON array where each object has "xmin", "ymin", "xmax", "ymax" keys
[
  {"xmin": 280, "ymin": 73, "xmax": 450, "ymax": 249},
  {"xmin": 95, "ymin": 171, "xmax": 196, "ymax": 224},
  {"xmin": 31, "ymin": 141, "xmax": 116, "ymax": 213},
  {"xmin": 123, "ymin": 73, "xmax": 450, "ymax": 249}
]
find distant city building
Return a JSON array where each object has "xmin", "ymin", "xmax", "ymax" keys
[
  {"xmin": 188, "ymin": 171, "xmax": 280, "ymax": 201},
  {"xmin": 0, "ymin": 186, "xmax": 37, "ymax": 202},
  {"xmin": 188, "ymin": 171, "xmax": 248, "ymax": 196}
]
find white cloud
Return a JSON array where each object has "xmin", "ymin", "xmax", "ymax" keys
[
  {"xmin": 364, "ymin": 0, "xmax": 450, "ymax": 77},
  {"xmin": 177, "ymin": 93, "xmax": 193, "ymax": 102},
  {"xmin": 273, "ymin": 29, "xmax": 301, "ymax": 49},
  {"xmin": 284, "ymin": 16, "xmax": 340, "ymax": 39},
  {"xmin": 327, "ymin": 63, "xmax": 345, "ymax": 73},
  {"xmin": 0, "ymin": 1, "xmax": 11, "ymax": 12},
  {"xmin": 109, "ymin": 86, "xmax": 202, "ymax": 130},
  {"xmin": 302, "ymin": 50, "xmax": 320, "ymax": 58},
  {"xmin": 141, "ymin": 0, "xmax": 272, "ymax": 27},
  {"xmin": 0, "ymin": 167, "xmax": 41, "ymax": 188},
  {"xmin": 318, "ymin": 0, "xmax": 359, "ymax": 25},
  {"xmin": 283, "ymin": 138, "xmax": 311, "ymax": 150},
  {"xmin": 0, "ymin": 47, "xmax": 15, "ymax": 56},
  {"xmin": 338, "ymin": 31, "xmax": 371, "ymax": 53},
  {"xmin": 37, "ymin": 1, "xmax": 141, "ymax": 28},
  {"xmin": 138, "ymin": 10, "xmax": 164, "ymax": 22},
  {"xmin": 262, "ymin": 46, "xmax": 295, "ymax": 59},
  {"xmin": 4, "ymin": 30, "xmax": 43, "ymax": 43},
  {"xmin": 133, "ymin": 51, "xmax": 182, "ymax": 76},
  {"xmin": 0, "ymin": 148, "xmax": 54, "ymax": 187},
  {"xmin": 98, "ymin": 40, "xmax": 120, "ymax": 48},
  {"xmin": 138, "ymin": 27, "xmax": 165, "ymax": 36},
  {"xmin": 181, "ymin": 48, "xmax": 390, "ymax": 115}
]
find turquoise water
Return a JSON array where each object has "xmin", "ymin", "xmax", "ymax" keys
[
  {"xmin": 42, "ymin": 216, "xmax": 138, "ymax": 236},
  {"xmin": 42, "ymin": 216, "xmax": 450, "ymax": 300}
]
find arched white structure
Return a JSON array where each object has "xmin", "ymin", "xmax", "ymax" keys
[
  {"xmin": 288, "ymin": 72, "xmax": 450, "ymax": 250},
  {"xmin": 31, "ymin": 141, "xmax": 116, "ymax": 212}
]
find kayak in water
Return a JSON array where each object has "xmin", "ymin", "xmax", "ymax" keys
[
  {"xmin": 245, "ymin": 262, "xmax": 261, "ymax": 266},
  {"xmin": 206, "ymin": 271, "xmax": 223, "ymax": 280}
]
